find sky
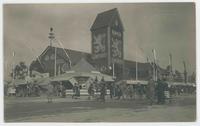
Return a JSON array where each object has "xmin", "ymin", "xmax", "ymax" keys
[{"xmin": 3, "ymin": 3, "xmax": 196, "ymax": 79}]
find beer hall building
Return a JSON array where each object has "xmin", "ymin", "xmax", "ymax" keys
[{"xmin": 30, "ymin": 8, "xmax": 155, "ymax": 81}]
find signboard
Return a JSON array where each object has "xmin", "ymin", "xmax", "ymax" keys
[
  {"xmin": 92, "ymin": 28, "xmax": 107, "ymax": 59},
  {"xmin": 111, "ymin": 19, "xmax": 123, "ymax": 62}
]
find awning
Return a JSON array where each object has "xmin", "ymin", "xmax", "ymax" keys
[
  {"xmin": 51, "ymin": 73, "xmax": 75, "ymax": 82},
  {"xmin": 51, "ymin": 58, "xmax": 114, "ymax": 82},
  {"xmin": 126, "ymin": 80, "xmax": 148, "ymax": 85},
  {"xmin": 13, "ymin": 79, "xmax": 27, "ymax": 86},
  {"xmin": 85, "ymin": 72, "xmax": 114, "ymax": 82},
  {"xmin": 35, "ymin": 77, "xmax": 51, "ymax": 86}
]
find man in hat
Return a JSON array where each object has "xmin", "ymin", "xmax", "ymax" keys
[{"xmin": 146, "ymin": 77, "xmax": 155, "ymax": 105}]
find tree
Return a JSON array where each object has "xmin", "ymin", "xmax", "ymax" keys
[{"xmin": 10, "ymin": 61, "xmax": 28, "ymax": 79}]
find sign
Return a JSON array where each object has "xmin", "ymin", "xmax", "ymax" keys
[
  {"xmin": 111, "ymin": 21, "xmax": 123, "ymax": 61},
  {"xmin": 92, "ymin": 28, "xmax": 107, "ymax": 59}
]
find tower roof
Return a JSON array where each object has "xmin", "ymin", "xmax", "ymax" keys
[{"xmin": 90, "ymin": 8, "xmax": 124, "ymax": 31}]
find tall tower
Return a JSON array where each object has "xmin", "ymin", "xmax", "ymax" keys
[{"xmin": 90, "ymin": 8, "xmax": 124, "ymax": 79}]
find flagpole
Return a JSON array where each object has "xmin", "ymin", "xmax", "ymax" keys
[
  {"xmin": 135, "ymin": 46, "xmax": 138, "ymax": 82},
  {"xmin": 112, "ymin": 62, "xmax": 115, "ymax": 79},
  {"xmin": 169, "ymin": 53, "xmax": 173, "ymax": 81},
  {"xmin": 152, "ymin": 49, "xmax": 157, "ymax": 81},
  {"xmin": 12, "ymin": 51, "xmax": 15, "ymax": 86},
  {"xmin": 54, "ymin": 47, "xmax": 57, "ymax": 77},
  {"xmin": 48, "ymin": 27, "xmax": 57, "ymax": 77},
  {"xmin": 136, "ymin": 52, "xmax": 138, "ymax": 82}
]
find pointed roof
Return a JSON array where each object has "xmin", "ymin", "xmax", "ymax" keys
[
  {"xmin": 90, "ymin": 8, "xmax": 124, "ymax": 31},
  {"xmin": 71, "ymin": 58, "xmax": 97, "ymax": 72},
  {"xmin": 38, "ymin": 46, "xmax": 92, "ymax": 66}
]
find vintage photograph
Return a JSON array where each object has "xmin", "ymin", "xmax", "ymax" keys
[{"xmin": 3, "ymin": 3, "xmax": 196, "ymax": 122}]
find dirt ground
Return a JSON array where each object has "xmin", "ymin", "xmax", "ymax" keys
[{"xmin": 4, "ymin": 94, "xmax": 196, "ymax": 122}]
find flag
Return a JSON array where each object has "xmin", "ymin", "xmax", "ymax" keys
[
  {"xmin": 169, "ymin": 53, "xmax": 172, "ymax": 65},
  {"xmin": 152, "ymin": 49, "xmax": 157, "ymax": 61},
  {"xmin": 12, "ymin": 51, "xmax": 15, "ymax": 57}
]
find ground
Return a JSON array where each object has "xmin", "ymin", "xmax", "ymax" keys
[{"xmin": 4, "ymin": 94, "xmax": 196, "ymax": 122}]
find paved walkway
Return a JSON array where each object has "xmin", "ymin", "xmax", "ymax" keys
[{"xmin": 4, "ymin": 94, "xmax": 196, "ymax": 122}]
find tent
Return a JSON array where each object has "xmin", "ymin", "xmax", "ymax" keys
[{"xmin": 52, "ymin": 58, "xmax": 114, "ymax": 83}]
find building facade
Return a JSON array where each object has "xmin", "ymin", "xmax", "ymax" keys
[
  {"xmin": 90, "ymin": 8, "xmax": 124, "ymax": 79},
  {"xmin": 30, "ymin": 8, "xmax": 153, "ymax": 80}
]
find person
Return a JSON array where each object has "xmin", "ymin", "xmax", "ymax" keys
[
  {"xmin": 47, "ymin": 83, "xmax": 54, "ymax": 103},
  {"xmin": 156, "ymin": 78, "xmax": 165, "ymax": 104},
  {"xmin": 73, "ymin": 83, "xmax": 80, "ymax": 99},
  {"xmin": 77, "ymin": 83, "xmax": 81, "ymax": 97},
  {"xmin": 72, "ymin": 83, "xmax": 76, "ymax": 99},
  {"xmin": 100, "ymin": 77, "xmax": 106, "ymax": 102},
  {"xmin": 58, "ymin": 83, "xmax": 62, "ymax": 97},
  {"xmin": 116, "ymin": 85, "xmax": 122, "ymax": 100},
  {"xmin": 61, "ymin": 84, "xmax": 66, "ymax": 98},
  {"xmin": 88, "ymin": 83, "xmax": 94, "ymax": 100},
  {"xmin": 34, "ymin": 84, "xmax": 40, "ymax": 97},
  {"xmin": 146, "ymin": 77, "xmax": 155, "ymax": 105},
  {"xmin": 128, "ymin": 84, "xmax": 134, "ymax": 100},
  {"xmin": 121, "ymin": 83, "xmax": 127, "ymax": 100},
  {"xmin": 109, "ymin": 83, "xmax": 114, "ymax": 99},
  {"xmin": 163, "ymin": 79, "xmax": 169, "ymax": 102},
  {"xmin": 137, "ymin": 83, "xmax": 144, "ymax": 99}
]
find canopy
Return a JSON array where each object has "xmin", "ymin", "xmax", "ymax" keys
[
  {"xmin": 51, "ymin": 58, "xmax": 114, "ymax": 82},
  {"xmin": 51, "ymin": 72, "xmax": 75, "ymax": 82},
  {"xmin": 35, "ymin": 77, "xmax": 51, "ymax": 86},
  {"xmin": 126, "ymin": 80, "xmax": 148, "ymax": 85},
  {"xmin": 13, "ymin": 79, "xmax": 27, "ymax": 86},
  {"xmin": 167, "ymin": 82, "xmax": 196, "ymax": 87}
]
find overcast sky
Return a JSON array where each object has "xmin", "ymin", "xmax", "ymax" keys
[{"xmin": 3, "ymin": 3, "xmax": 195, "ymax": 79}]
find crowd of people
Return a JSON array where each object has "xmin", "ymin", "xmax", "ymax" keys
[
  {"xmin": 6, "ymin": 76, "xmax": 195, "ymax": 105},
  {"xmin": 79, "ymin": 76, "xmax": 196, "ymax": 105}
]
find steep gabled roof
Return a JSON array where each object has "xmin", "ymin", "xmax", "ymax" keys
[
  {"xmin": 90, "ymin": 8, "xmax": 124, "ymax": 31},
  {"xmin": 71, "ymin": 58, "xmax": 97, "ymax": 72},
  {"xmin": 38, "ymin": 46, "xmax": 92, "ymax": 66}
]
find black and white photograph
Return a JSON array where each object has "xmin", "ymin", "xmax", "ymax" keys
[{"xmin": 2, "ymin": 2, "xmax": 197, "ymax": 123}]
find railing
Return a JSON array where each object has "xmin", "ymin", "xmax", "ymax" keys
[{"xmin": 65, "ymin": 89, "xmax": 110, "ymax": 96}]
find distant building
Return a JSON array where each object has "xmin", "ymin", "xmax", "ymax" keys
[{"xmin": 30, "ymin": 8, "xmax": 156, "ymax": 81}]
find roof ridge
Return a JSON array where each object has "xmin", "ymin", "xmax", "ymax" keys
[
  {"xmin": 97, "ymin": 8, "xmax": 117, "ymax": 15},
  {"xmin": 90, "ymin": 8, "xmax": 120, "ymax": 30},
  {"xmin": 50, "ymin": 46, "xmax": 91, "ymax": 54}
]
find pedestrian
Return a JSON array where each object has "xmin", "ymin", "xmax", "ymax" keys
[
  {"xmin": 116, "ymin": 85, "xmax": 122, "ymax": 100},
  {"xmin": 47, "ymin": 83, "xmax": 54, "ymax": 103},
  {"xmin": 121, "ymin": 82, "xmax": 127, "ymax": 100},
  {"xmin": 100, "ymin": 83, "xmax": 106, "ymax": 102},
  {"xmin": 146, "ymin": 77, "xmax": 155, "ymax": 105},
  {"xmin": 77, "ymin": 83, "xmax": 81, "ymax": 97},
  {"xmin": 100, "ymin": 77, "xmax": 106, "ymax": 102},
  {"xmin": 126, "ymin": 84, "xmax": 132, "ymax": 100},
  {"xmin": 137, "ymin": 83, "xmax": 144, "ymax": 99},
  {"xmin": 73, "ymin": 83, "xmax": 79, "ymax": 99},
  {"xmin": 88, "ymin": 83, "xmax": 94, "ymax": 100},
  {"xmin": 61, "ymin": 84, "xmax": 66, "ymax": 98},
  {"xmin": 109, "ymin": 83, "xmax": 114, "ymax": 99},
  {"xmin": 156, "ymin": 78, "xmax": 165, "ymax": 104}
]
